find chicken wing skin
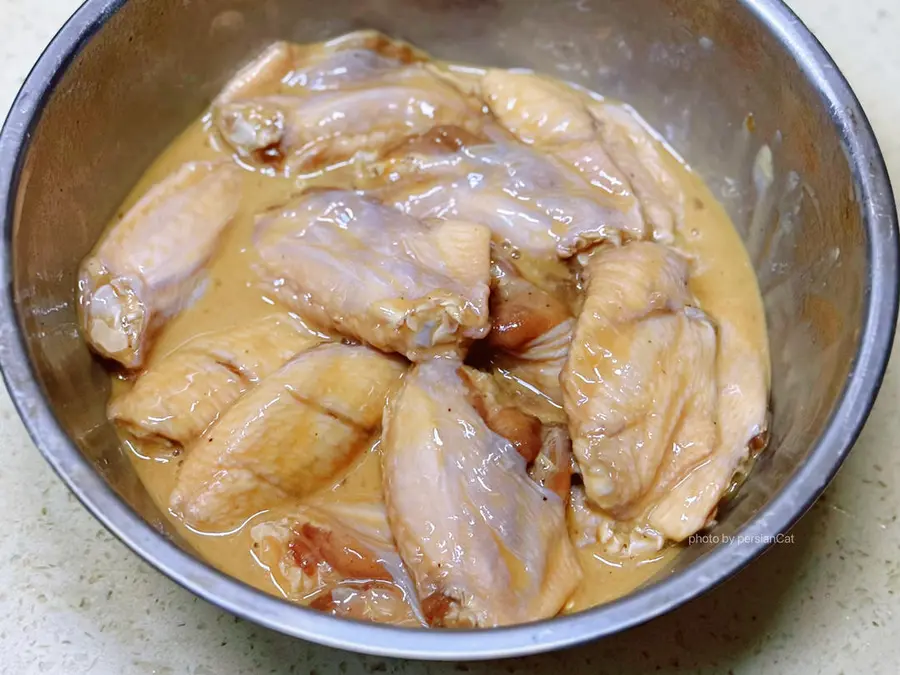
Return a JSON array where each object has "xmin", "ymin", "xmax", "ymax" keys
[
  {"xmin": 479, "ymin": 70, "xmax": 645, "ymax": 245},
  {"xmin": 587, "ymin": 102, "xmax": 684, "ymax": 243},
  {"xmin": 170, "ymin": 344, "xmax": 406, "ymax": 532},
  {"xmin": 212, "ymin": 31, "xmax": 462, "ymax": 172},
  {"xmin": 78, "ymin": 162, "xmax": 242, "ymax": 368},
  {"xmin": 375, "ymin": 134, "xmax": 639, "ymax": 258},
  {"xmin": 215, "ymin": 31, "xmax": 426, "ymax": 104},
  {"xmin": 487, "ymin": 257, "xmax": 574, "ymax": 407},
  {"xmin": 561, "ymin": 242, "xmax": 720, "ymax": 544},
  {"xmin": 251, "ymin": 499, "xmax": 423, "ymax": 626},
  {"xmin": 648, "ymin": 324, "xmax": 769, "ymax": 541},
  {"xmin": 215, "ymin": 41, "xmax": 299, "ymax": 105},
  {"xmin": 215, "ymin": 67, "xmax": 482, "ymax": 173},
  {"xmin": 382, "ymin": 359, "xmax": 581, "ymax": 627},
  {"xmin": 481, "ymin": 70, "xmax": 598, "ymax": 146},
  {"xmin": 255, "ymin": 189, "xmax": 491, "ymax": 360},
  {"xmin": 458, "ymin": 366, "xmax": 545, "ymax": 464},
  {"xmin": 459, "ymin": 367, "xmax": 572, "ymax": 499},
  {"xmin": 109, "ymin": 313, "xmax": 324, "ymax": 449}
]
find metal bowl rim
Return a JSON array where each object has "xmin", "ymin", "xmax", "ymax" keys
[{"xmin": 0, "ymin": 0, "xmax": 896, "ymax": 660}]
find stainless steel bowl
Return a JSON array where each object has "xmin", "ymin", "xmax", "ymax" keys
[{"xmin": 0, "ymin": 0, "xmax": 896, "ymax": 660}]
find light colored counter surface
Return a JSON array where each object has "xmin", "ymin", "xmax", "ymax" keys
[{"xmin": 1, "ymin": 1, "xmax": 898, "ymax": 673}]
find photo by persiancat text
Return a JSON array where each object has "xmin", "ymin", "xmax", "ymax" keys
[{"xmin": 687, "ymin": 532, "xmax": 795, "ymax": 546}]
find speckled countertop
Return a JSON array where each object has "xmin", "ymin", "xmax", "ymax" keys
[{"xmin": 1, "ymin": 1, "xmax": 898, "ymax": 673}]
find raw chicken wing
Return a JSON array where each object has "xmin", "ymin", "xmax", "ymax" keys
[
  {"xmin": 376, "ymin": 133, "xmax": 640, "ymax": 257},
  {"xmin": 255, "ymin": 189, "xmax": 491, "ymax": 360},
  {"xmin": 382, "ymin": 359, "xmax": 581, "ymax": 627},
  {"xmin": 215, "ymin": 31, "xmax": 425, "ymax": 104},
  {"xmin": 170, "ymin": 344, "xmax": 405, "ymax": 531},
  {"xmin": 479, "ymin": 70, "xmax": 645, "ymax": 244},
  {"xmin": 561, "ymin": 242, "xmax": 720, "ymax": 545},
  {"xmin": 251, "ymin": 499, "xmax": 422, "ymax": 626},
  {"xmin": 215, "ymin": 60, "xmax": 482, "ymax": 173},
  {"xmin": 588, "ymin": 102, "xmax": 684, "ymax": 242},
  {"xmin": 78, "ymin": 162, "xmax": 241, "ymax": 368},
  {"xmin": 649, "ymin": 326, "xmax": 769, "ymax": 541},
  {"xmin": 109, "ymin": 313, "xmax": 323, "ymax": 448}
]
